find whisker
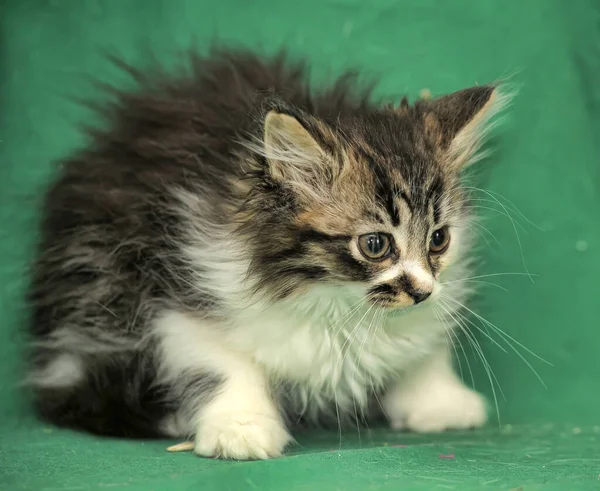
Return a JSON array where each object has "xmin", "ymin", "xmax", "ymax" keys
[
  {"xmin": 440, "ymin": 295, "xmax": 508, "ymax": 354},
  {"xmin": 439, "ymin": 300, "xmax": 503, "ymax": 424},
  {"xmin": 356, "ymin": 305, "xmax": 388, "ymax": 429},
  {"xmin": 336, "ymin": 303, "xmax": 378, "ymax": 448},
  {"xmin": 339, "ymin": 304, "xmax": 376, "ymax": 369},
  {"xmin": 330, "ymin": 298, "xmax": 368, "ymax": 339},
  {"xmin": 467, "ymin": 198, "xmax": 530, "ymax": 225},
  {"xmin": 440, "ymin": 279, "xmax": 509, "ymax": 292},
  {"xmin": 466, "ymin": 221, "xmax": 502, "ymax": 249},
  {"xmin": 464, "ymin": 204, "xmax": 527, "ymax": 232},
  {"xmin": 435, "ymin": 306, "xmax": 469, "ymax": 386},
  {"xmin": 356, "ymin": 305, "xmax": 382, "ymax": 371},
  {"xmin": 443, "ymin": 295, "xmax": 550, "ymax": 389},
  {"xmin": 445, "ymin": 304, "xmax": 507, "ymax": 401},
  {"xmin": 444, "ymin": 272, "xmax": 539, "ymax": 282},
  {"xmin": 334, "ymin": 385, "xmax": 342, "ymax": 451},
  {"xmin": 358, "ymin": 305, "xmax": 386, "ymax": 444},
  {"xmin": 444, "ymin": 295, "xmax": 551, "ymax": 366},
  {"xmin": 451, "ymin": 326, "xmax": 475, "ymax": 388},
  {"xmin": 321, "ymin": 297, "xmax": 369, "ymax": 450},
  {"xmin": 463, "ymin": 186, "xmax": 534, "ymax": 282},
  {"xmin": 328, "ymin": 302, "xmax": 369, "ymax": 362},
  {"xmin": 353, "ymin": 304, "xmax": 383, "ymax": 447},
  {"xmin": 466, "ymin": 188, "xmax": 544, "ymax": 232},
  {"xmin": 352, "ymin": 391, "xmax": 361, "ymax": 449}
]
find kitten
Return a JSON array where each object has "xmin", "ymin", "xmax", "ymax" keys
[{"xmin": 27, "ymin": 48, "xmax": 507, "ymax": 460}]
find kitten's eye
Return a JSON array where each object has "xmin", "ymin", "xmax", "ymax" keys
[
  {"xmin": 430, "ymin": 226, "xmax": 450, "ymax": 254},
  {"xmin": 358, "ymin": 233, "xmax": 392, "ymax": 261}
]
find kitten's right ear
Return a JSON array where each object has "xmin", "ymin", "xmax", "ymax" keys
[
  {"xmin": 424, "ymin": 85, "xmax": 510, "ymax": 171},
  {"xmin": 262, "ymin": 110, "xmax": 334, "ymax": 201}
]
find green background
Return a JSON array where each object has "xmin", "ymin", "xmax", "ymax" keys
[{"xmin": 1, "ymin": 0, "xmax": 599, "ymax": 489}]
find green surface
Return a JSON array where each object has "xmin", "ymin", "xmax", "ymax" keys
[
  {"xmin": 1, "ymin": 0, "xmax": 599, "ymax": 489},
  {"xmin": 3, "ymin": 423, "xmax": 600, "ymax": 491}
]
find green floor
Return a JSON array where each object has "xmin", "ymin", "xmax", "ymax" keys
[
  {"xmin": 1, "ymin": 0, "xmax": 600, "ymax": 489},
  {"xmin": 3, "ymin": 423, "xmax": 600, "ymax": 491}
]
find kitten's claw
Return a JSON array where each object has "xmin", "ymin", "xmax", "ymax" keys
[
  {"xmin": 167, "ymin": 441, "xmax": 195, "ymax": 452},
  {"xmin": 194, "ymin": 413, "xmax": 292, "ymax": 460}
]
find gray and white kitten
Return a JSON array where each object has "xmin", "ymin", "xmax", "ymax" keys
[{"xmin": 27, "ymin": 48, "xmax": 507, "ymax": 460}]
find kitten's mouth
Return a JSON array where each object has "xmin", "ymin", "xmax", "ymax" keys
[
  {"xmin": 369, "ymin": 298, "xmax": 419, "ymax": 310},
  {"xmin": 368, "ymin": 294, "xmax": 433, "ymax": 314}
]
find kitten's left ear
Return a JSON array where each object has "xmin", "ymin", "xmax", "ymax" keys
[
  {"xmin": 263, "ymin": 110, "xmax": 337, "ymax": 202},
  {"xmin": 424, "ymin": 85, "xmax": 509, "ymax": 171}
]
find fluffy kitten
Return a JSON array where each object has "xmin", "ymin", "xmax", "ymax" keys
[{"xmin": 27, "ymin": 48, "xmax": 506, "ymax": 460}]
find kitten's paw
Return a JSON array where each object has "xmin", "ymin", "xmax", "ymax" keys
[
  {"xmin": 384, "ymin": 383, "xmax": 487, "ymax": 433},
  {"xmin": 194, "ymin": 413, "xmax": 292, "ymax": 460}
]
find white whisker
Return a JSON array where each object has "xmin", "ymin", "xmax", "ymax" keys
[
  {"xmin": 357, "ymin": 305, "xmax": 386, "ymax": 443},
  {"xmin": 443, "ymin": 295, "xmax": 551, "ymax": 389},
  {"xmin": 334, "ymin": 385, "xmax": 342, "ymax": 451},
  {"xmin": 463, "ymin": 186, "xmax": 534, "ymax": 281},
  {"xmin": 440, "ymin": 279, "xmax": 509, "ymax": 292},
  {"xmin": 438, "ymin": 300, "xmax": 503, "ymax": 425},
  {"xmin": 339, "ymin": 304, "xmax": 376, "ymax": 369},
  {"xmin": 435, "ymin": 306, "xmax": 471, "ymax": 387},
  {"xmin": 446, "ymin": 303, "xmax": 507, "ymax": 401},
  {"xmin": 444, "ymin": 272, "xmax": 539, "ymax": 281},
  {"xmin": 440, "ymin": 294, "xmax": 508, "ymax": 354},
  {"xmin": 467, "ymin": 189, "xmax": 544, "ymax": 232}
]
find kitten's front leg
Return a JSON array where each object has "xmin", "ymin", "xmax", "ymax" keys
[
  {"xmin": 156, "ymin": 311, "xmax": 292, "ymax": 460},
  {"xmin": 382, "ymin": 346, "xmax": 487, "ymax": 433},
  {"xmin": 193, "ymin": 360, "xmax": 292, "ymax": 460}
]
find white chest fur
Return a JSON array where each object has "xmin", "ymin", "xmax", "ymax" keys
[{"xmin": 223, "ymin": 284, "xmax": 447, "ymax": 421}]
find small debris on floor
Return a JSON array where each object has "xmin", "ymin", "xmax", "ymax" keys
[
  {"xmin": 167, "ymin": 441, "xmax": 194, "ymax": 452},
  {"xmin": 572, "ymin": 427, "xmax": 582, "ymax": 435},
  {"xmin": 575, "ymin": 240, "xmax": 588, "ymax": 252},
  {"xmin": 439, "ymin": 453, "xmax": 455, "ymax": 460},
  {"xmin": 391, "ymin": 444, "xmax": 407, "ymax": 448}
]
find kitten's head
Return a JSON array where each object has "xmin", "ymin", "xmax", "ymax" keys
[{"xmin": 239, "ymin": 85, "xmax": 507, "ymax": 309}]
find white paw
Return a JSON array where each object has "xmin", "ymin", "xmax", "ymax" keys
[
  {"xmin": 383, "ymin": 383, "xmax": 488, "ymax": 433},
  {"xmin": 194, "ymin": 413, "xmax": 292, "ymax": 460}
]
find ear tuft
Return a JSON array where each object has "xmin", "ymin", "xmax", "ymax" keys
[
  {"xmin": 263, "ymin": 111, "xmax": 325, "ymax": 181},
  {"xmin": 261, "ymin": 110, "xmax": 334, "ymax": 202},
  {"xmin": 425, "ymin": 84, "xmax": 512, "ymax": 170}
]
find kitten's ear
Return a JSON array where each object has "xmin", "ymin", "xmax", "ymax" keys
[
  {"xmin": 424, "ymin": 85, "xmax": 508, "ymax": 171},
  {"xmin": 263, "ymin": 110, "xmax": 334, "ymax": 201}
]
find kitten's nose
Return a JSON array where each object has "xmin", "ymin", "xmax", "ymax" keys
[
  {"xmin": 399, "ymin": 266, "xmax": 434, "ymax": 304},
  {"xmin": 409, "ymin": 289, "xmax": 431, "ymax": 304}
]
